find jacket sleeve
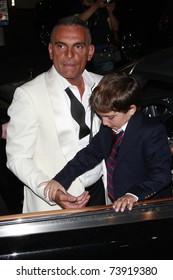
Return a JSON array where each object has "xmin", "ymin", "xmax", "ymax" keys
[
  {"xmin": 6, "ymin": 87, "xmax": 51, "ymax": 203},
  {"xmin": 53, "ymin": 130, "xmax": 105, "ymax": 189}
]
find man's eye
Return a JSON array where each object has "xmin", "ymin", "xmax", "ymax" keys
[
  {"xmin": 56, "ymin": 43, "xmax": 64, "ymax": 49},
  {"xmin": 76, "ymin": 45, "xmax": 83, "ymax": 49}
]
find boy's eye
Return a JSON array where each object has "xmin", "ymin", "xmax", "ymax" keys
[{"xmin": 108, "ymin": 115, "xmax": 115, "ymax": 120}]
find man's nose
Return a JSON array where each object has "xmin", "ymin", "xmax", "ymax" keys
[{"xmin": 65, "ymin": 47, "xmax": 74, "ymax": 58}]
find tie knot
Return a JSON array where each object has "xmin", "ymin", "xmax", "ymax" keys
[
  {"xmin": 112, "ymin": 130, "xmax": 124, "ymax": 144},
  {"xmin": 112, "ymin": 130, "xmax": 124, "ymax": 141}
]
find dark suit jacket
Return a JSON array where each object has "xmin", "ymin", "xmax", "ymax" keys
[{"xmin": 54, "ymin": 110, "xmax": 172, "ymax": 201}]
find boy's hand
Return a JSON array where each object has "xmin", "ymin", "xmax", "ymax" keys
[
  {"xmin": 113, "ymin": 194, "xmax": 137, "ymax": 212},
  {"xmin": 39, "ymin": 180, "xmax": 90, "ymax": 208}
]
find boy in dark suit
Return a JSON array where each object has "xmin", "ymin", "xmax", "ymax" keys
[{"xmin": 43, "ymin": 72, "xmax": 172, "ymax": 212}]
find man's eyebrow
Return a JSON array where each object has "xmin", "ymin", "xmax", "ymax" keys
[
  {"xmin": 54, "ymin": 41, "xmax": 86, "ymax": 46},
  {"xmin": 54, "ymin": 41, "xmax": 65, "ymax": 45}
]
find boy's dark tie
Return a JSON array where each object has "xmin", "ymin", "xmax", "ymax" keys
[
  {"xmin": 106, "ymin": 130, "xmax": 124, "ymax": 202},
  {"xmin": 65, "ymin": 87, "xmax": 90, "ymax": 139}
]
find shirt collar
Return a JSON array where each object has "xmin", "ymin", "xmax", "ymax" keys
[
  {"xmin": 54, "ymin": 68, "xmax": 95, "ymax": 91},
  {"xmin": 112, "ymin": 122, "xmax": 128, "ymax": 134}
]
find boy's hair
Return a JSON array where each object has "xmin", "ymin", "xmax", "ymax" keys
[
  {"xmin": 90, "ymin": 72, "xmax": 142, "ymax": 113},
  {"xmin": 50, "ymin": 15, "xmax": 92, "ymax": 44}
]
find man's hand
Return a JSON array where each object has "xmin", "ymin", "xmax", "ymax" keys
[
  {"xmin": 39, "ymin": 180, "xmax": 90, "ymax": 208},
  {"xmin": 43, "ymin": 179, "xmax": 67, "ymax": 201},
  {"xmin": 113, "ymin": 194, "xmax": 138, "ymax": 212},
  {"xmin": 54, "ymin": 190, "xmax": 90, "ymax": 209},
  {"xmin": 96, "ymin": 0, "xmax": 108, "ymax": 8}
]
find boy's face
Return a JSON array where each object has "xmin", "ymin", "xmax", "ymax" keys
[{"xmin": 98, "ymin": 106, "xmax": 136, "ymax": 131}]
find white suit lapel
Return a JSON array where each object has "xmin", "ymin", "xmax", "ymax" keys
[{"xmin": 46, "ymin": 67, "xmax": 78, "ymax": 161}]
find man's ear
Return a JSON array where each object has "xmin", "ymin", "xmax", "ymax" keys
[
  {"xmin": 88, "ymin": 44, "xmax": 95, "ymax": 61},
  {"xmin": 48, "ymin": 43, "xmax": 53, "ymax": 60}
]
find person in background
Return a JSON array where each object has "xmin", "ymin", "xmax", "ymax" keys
[
  {"xmin": 0, "ymin": 194, "xmax": 8, "ymax": 216},
  {"xmin": 0, "ymin": 119, "xmax": 9, "ymax": 216},
  {"xmin": 6, "ymin": 16, "xmax": 107, "ymax": 213},
  {"xmin": 0, "ymin": 111, "xmax": 23, "ymax": 215},
  {"xmin": 158, "ymin": 0, "xmax": 173, "ymax": 48},
  {"xmin": 0, "ymin": 108, "xmax": 9, "ymax": 140},
  {"xmin": 73, "ymin": 0, "xmax": 121, "ymax": 74},
  {"xmin": 0, "ymin": 122, "xmax": 7, "ymax": 140},
  {"xmin": 43, "ymin": 72, "xmax": 172, "ymax": 212}
]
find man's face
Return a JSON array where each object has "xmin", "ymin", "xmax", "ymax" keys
[{"xmin": 48, "ymin": 25, "xmax": 94, "ymax": 82}]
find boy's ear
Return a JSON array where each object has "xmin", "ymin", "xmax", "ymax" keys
[{"xmin": 129, "ymin": 105, "xmax": 137, "ymax": 115}]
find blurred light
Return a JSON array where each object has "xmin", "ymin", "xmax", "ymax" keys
[{"xmin": 11, "ymin": 0, "xmax": 15, "ymax": 7}]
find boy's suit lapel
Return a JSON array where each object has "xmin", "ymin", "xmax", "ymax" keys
[{"xmin": 114, "ymin": 111, "xmax": 142, "ymax": 167}]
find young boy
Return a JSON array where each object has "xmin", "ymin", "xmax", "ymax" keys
[{"xmin": 44, "ymin": 72, "xmax": 172, "ymax": 212}]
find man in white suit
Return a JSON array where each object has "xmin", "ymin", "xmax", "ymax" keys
[{"xmin": 6, "ymin": 16, "xmax": 107, "ymax": 213}]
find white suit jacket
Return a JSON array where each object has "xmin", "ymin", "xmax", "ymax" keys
[{"xmin": 6, "ymin": 66, "xmax": 107, "ymax": 213}]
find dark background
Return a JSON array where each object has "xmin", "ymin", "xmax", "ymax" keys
[
  {"xmin": 1, "ymin": 0, "xmax": 171, "ymax": 84},
  {"xmin": 0, "ymin": 0, "xmax": 173, "ymax": 214}
]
